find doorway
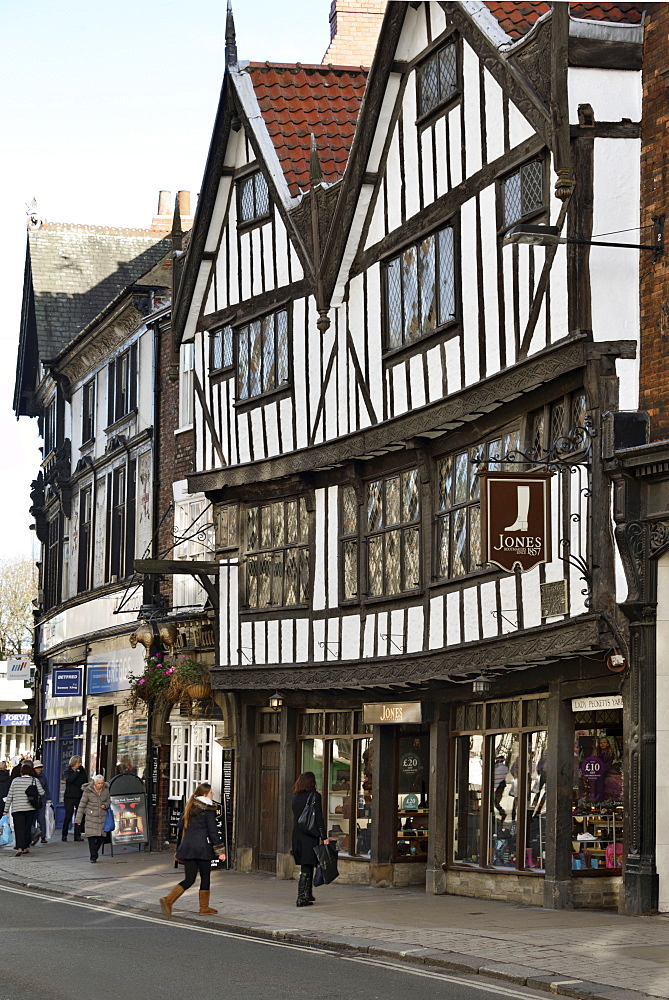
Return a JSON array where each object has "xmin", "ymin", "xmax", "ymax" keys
[{"xmin": 257, "ymin": 741, "xmax": 280, "ymax": 872}]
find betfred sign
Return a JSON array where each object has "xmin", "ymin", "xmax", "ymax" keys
[{"xmin": 480, "ymin": 472, "xmax": 551, "ymax": 573}]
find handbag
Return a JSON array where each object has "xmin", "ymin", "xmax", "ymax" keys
[
  {"xmin": 297, "ymin": 791, "xmax": 319, "ymax": 837},
  {"xmin": 25, "ymin": 779, "xmax": 41, "ymax": 808},
  {"xmin": 103, "ymin": 805, "xmax": 115, "ymax": 833},
  {"xmin": 313, "ymin": 842, "xmax": 339, "ymax": 885}
]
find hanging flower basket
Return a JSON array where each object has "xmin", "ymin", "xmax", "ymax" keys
[
  {"xmin": 186, "ymin": 682, "xmax": 212, "ymax": 700},
  {"xmin": 127, "ymin": 654, "xmax": 175, "ymax": 710}
]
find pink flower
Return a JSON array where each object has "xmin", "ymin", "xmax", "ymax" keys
[
  {"xmin": 139, "ymin": 679, "xmax": 146, "ymax": 685},
  {"xmin": 166, "ymin": 667, "xmax": 174, "ymax": 675}
]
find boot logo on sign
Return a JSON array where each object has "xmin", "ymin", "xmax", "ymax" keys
[{"xmin": 480, "ymin": 472, "xmax": 551, "ymax": 573}]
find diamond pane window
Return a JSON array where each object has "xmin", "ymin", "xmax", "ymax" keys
[
  {"xmin": 211, "ymin": 326, "xmax": 234, "ymax": 372},
  {"xmin": 385, "ymin": 224, "xmax": 456, "ymax": 350},
  {"xmin": 341, "ymin": 486, "xmax": 359, "ymax": 602},
  {"xmin": 503, "ymin": 159, "xmax": 544, "ymax": 229},
  {"xmin": 238, "ymin": 171, "xmax": 271, "ymax": 225},
  {"xmin": 530, "ymin": 392, "xmax": 587, "ymax": 457},
  {"xmin": 364, "ymin": 468, "xmax": 421, "ymax": 598},
  {"xmin": 342, "ymin": 487, "xmax": 358, "ymax": 536},
  {"xmin": 245, "ymin": 497, "xmax": 309, "ymax": 608},
  {"xmin": 436, "ymin": 429, "xmax": 519, "ymax": 579},
  {"xmin": 237, "ymin": 309, "xmax": 290, "ymax": 400},
  {"xmin": 418, "ymin": 41, "xmax": 458, "ymax": 118}
]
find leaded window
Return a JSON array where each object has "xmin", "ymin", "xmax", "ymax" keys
[
  {"xmin": 82, "ymin": 379, "xmax": 95, "ymax": 444},
  {"xmin": 340, "ymin": 486, "xmax": 359, "ymax": 602},
  {"xmin": 366, "ymin": 470, "xmax": 420, "ymax": 598},
  {"xmin": 417, "ymin": 41, "xmax": 458, "ymax": 119},
  {"xmin": 436, "ymin": 430, "xmax": 520, "ymax": 579},
  {"xmin": 211, "ymin": 326, "xmax": 233, "ymax": 372},
  {"xmin": 385, "ymin": 226, "xmax": 455, "ymax": 350},
  {"xmin": 238, "ymin": 171, "xmax": 270, "ymax": 226},
  {"xmin": 503, "ymin": 160, "xmax": 544, "ymax": 229},
  {"xmin": 529, "ymin": 392, "xmax": 588, "ymax": 459},
  {"xmin": 237, "ymin": 308, "xmax": 289, "ymax": 401},
  {"xmin": 245, "ymin": 498, "xmax": 309, "ymax": 608}
]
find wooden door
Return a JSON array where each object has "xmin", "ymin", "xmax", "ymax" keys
[{"xmin": 257, "ymin": 741, "xmax": 280, "ymax": 872}]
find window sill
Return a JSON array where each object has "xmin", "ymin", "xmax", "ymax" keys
[
  {"xmin": 237, "ymin": 214, "xmax": 271, "ymax": 235},
  {"xmin": 175, "ymin": 424, "xmax": 193, "ymax": 437},
  {"xmin": 235, "ymin": 383, "xmax": 292, "ymax": 413},
  {"xmin": 383, "ymin": 321, "xmax": 458, "ymax": 364},
  {"xmin": 445, "ymin": 863, "xmax": 544, "ymax": 877},
  {"xmin": 499, "ymin": 206, "xmax": 548, "ymax": 239},
  {"xmin": 105, "ymin": 409, "xmax": 138, "ymax": 434},
  {"xmin": 79, "ymin": 438, "xmax": 95, "ymax": 452},
  {"xmin": 416, "ymin": 92, "xmax": 461, "ymax": 133},
  {"xmin": 211, "ymin": 368, "xmax": 234, "ymax": 385}
]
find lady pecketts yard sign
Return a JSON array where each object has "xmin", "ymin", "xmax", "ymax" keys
[{"xmin": 479, "ymin": 471, "xmax": 552, "ymax": 573}]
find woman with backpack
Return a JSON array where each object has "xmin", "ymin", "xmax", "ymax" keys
[
  {"xmin": 2, "ymin": 762, "xmax": 45, "ymax": 857},
  {"xmin": 159, "ymin": 782, "xmax": 226, "ymax": 919}
]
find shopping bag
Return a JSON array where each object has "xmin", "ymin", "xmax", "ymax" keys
[
  {"xmin": 0, "ymin": 815, "xmax": 13, "ymax": 848},
  {"xmin": 45, "ymin": 802, "xmax": 55, "ymax": 841},
  {"xmin": 313, "ymin": 842, "xmax": 339, "ymax": 885},
  {"xmin": 103, "ymin": 806, "xmax": 115, "ymax": 833},
  {"xmin": 313, "ymin": 864, "xmax": 324, "ymax": 887}
]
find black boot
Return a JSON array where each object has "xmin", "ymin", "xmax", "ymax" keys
[
  {"xmin": 305, "ymin": 870, "xmax": 315, "ymax": 903},
  {"xmin": 296, "ymin": 871, "xmax": 313, "ymax": 907}
]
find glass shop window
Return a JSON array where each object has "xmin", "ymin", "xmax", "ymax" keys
[
  {"xmin": 396, "ymin": 730, "xmax": 429, "ymax": 860},
  {"xmin": 572, "ymin": 710, "xmax": 624, "ymax": 873},
  {"xmin": 451, "ymin": 697, "xmax": 548, "ymax": 872},
  {"xmin": 299, "ymin": 711, "xmax": 373, "ymax": 859}
]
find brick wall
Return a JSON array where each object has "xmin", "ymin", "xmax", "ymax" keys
[
  {"xmin": 323, "ymin": 0, "xmax": 386, "ymax": 66},
  {"xmin": 445, "ymin": 869, "xmax": 545, "ymax": 906},
  {"xmin": 640, "ymin": 7, "xmax": 669, "ymax": 440}
]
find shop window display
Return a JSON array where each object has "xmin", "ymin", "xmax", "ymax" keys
[
  {"xmin": 572, "ymin": 710, "xmax": 623, "ymax": 872},
  {"xmin": 451, "ymin": 697, "xmax": 548, "ymax": 872},
  {"xmin": 396, "ymin": 730, "xmax": 429, "ymax": 859},
  {"xmin": 115, "ymin": 709, "xmax": 148, "ymax": 778},
  {"xmin": 299, "ymin": 712, "xmax": 373, "ymax": 859}
]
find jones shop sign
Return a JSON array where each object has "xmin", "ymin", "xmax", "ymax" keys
[{"xmin": 479, "ymin": 471, "xmax": 552, "ymax": 573}]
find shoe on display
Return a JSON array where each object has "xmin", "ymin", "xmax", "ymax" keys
[{"xmin": 577, "ymin": 832, "xmax": 598, "ymax": 841}]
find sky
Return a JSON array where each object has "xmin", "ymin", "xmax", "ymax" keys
[{"xmin": 0, "ymin": 0, "xmax": 330, "ymax": 560}]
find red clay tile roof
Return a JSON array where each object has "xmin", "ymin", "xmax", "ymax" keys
[
  {"xmin": 246, "ymin": 63, "xmax": 368, "ymax": 198},
  {"xmin": 484, "ymin": 2, "xmax": 644, "ymax": 41}
]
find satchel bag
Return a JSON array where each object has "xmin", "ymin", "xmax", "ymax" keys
[
  {"xmin": 313, "ymin": 842, "xmax": 339, "ymax": 885},
  {"xmin": 103, "ymin": 805, "xmax": 115, "ymax": 833},
  {"xmin": 25, "ymin": 780, "xmax": 41, "ymax": 809},
  {"xmin": 297, "ymin": 791, "xmax": 319, "ymax": 837},
  {"xmin": 0, "ymin": 815, "xmax": 12, "ymax": 848}
]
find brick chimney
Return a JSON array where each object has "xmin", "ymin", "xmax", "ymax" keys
[
  {"xmin": 322, "ymin": 0, "xmax": 386, "ymax": 66},
  {"xmin": 150, "ymin": 190, "xmax": 194, "ymax": 234}
]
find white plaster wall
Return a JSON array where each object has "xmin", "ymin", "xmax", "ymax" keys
[
  {"xmin": 567, "ymin": 67, "xmax": 641, "ymax": 125},
  {"xmin": 656, "ymin": 551, "xmax": 669, "ymax": 911}
]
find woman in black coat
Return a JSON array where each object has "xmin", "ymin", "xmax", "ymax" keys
[
  {"xmin": 160, "ymin": 782, "xmax": 226, "ymax": 919},
  {"xmin": 292, "ymin": 771, "xmax": 331, "ymax": 907}
]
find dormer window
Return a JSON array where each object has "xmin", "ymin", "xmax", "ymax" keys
[
  {"xmin": 417, "ymin": 40, "xmax": 458, "ymax": 121},
  {"xmin": 238, "ymin": 170, "xmax": 270, "ymax": 226}
]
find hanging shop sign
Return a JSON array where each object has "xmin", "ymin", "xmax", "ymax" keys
[
  {"xmin": 1, "ymin": 714, "xmax": 31, "ymax": 726},
  {"xmin": 363, "ymin": 702, "xmax": 422, "ymax": 725},
  {"xmin": 479, "ymin": 471, "xmax": 552, "ymax": 573},
  {"xmin": 87, "ymin": 658, "xmax": 132, "ymax": 694},
  {"xmin": 52, "ymin": 667, "xmax": 83, "ymax": 697},
  {"xmin": 572, "ymin": 694, "xmax": 623, "ymax": 713},
  {"xmin": 6, "ymin": 659, "xmax": 32, "ymax": 680}
]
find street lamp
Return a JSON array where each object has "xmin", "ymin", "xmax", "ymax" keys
[
  {"xmin": 269, "ymin": 692, "xmax": 284, "ymax": 712},
  {"xmin": 503, "ymin": 218, "xmax": 664, "ymax": 260},
  {"xmin": 472, "ymin": 675, "xmax": 492, "ymax": 695}
]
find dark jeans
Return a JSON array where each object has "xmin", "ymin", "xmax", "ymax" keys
[
  {"xmin": 13, "ymin": 810, "xmax": 34, "ymax": 850},
  {"xmin": 32, "ymin": 804, "xmax": 47, "ymax": 838},
  {"xmin": 88, "ymin": 836, "xmax": 104, "ymax": 860},
  {"xmin": 62, "ymin": 799, "xmax": 82, "ymax": 839},
  {"xmin": 179, "ymin": 859, "xmax": 211, "ymax": 892}
]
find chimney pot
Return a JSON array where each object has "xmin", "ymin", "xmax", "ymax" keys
[
  {"xmin": 157, "ymin": 190, "xmax": 171, "ymax": 216},
  {"xmin": 177, "ymin": 190, "xmax": 191, "ymax": 217}
]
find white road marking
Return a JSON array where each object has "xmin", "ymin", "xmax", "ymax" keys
[{"xmin": 0, "ymin": 882, "xmax": 545, "ymax": 999}]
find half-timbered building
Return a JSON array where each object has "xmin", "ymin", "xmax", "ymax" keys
[{"xmin": 173, "ymin": 1, "xmax": 652, "ymax": 912}]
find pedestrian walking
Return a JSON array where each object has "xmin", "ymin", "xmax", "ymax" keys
[
  {"xmin": 62, "ymin": 756, "xmax": 87, "ymax": 841},
  {"xmin": 0, "ymin": 761, "xmax": 10, "ymax": 816},
  {"xmin": 2, "ymin": 762, "xmax": 45, "ymax": 856},
  {"xmin": 75, "ymin": 775, "xmax": 111, "ymax": 863},
  {"xmin": 292, "ymin": 771, "xmax": 331, "ymax": 908},
  {"xmin": 160, "ymin": 782, "xmax": 226, "ymax": 918},
  {"xmin": 29, "ymin": 761, "xmax": 52, "ymax": 844}
]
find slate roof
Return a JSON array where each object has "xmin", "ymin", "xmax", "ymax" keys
[
  {"xmin": 28, "ymin": 222, "xmax": 171, "ymax": 362},
  {"xmin": 483, "ymin": 1, "xmax": 645, "ymax": 40},
  {"xmin": 245, "ymin": 62, "xmax": 368, "ymax": 198}
]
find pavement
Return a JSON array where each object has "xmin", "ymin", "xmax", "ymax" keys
[{"xmin": 1, "ymin": 839, "xmax": 668, "ymax": 1000}]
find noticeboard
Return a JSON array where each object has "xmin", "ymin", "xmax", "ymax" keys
[{"xmin": 108, "ymin": 772, "xmax": 148, "ymax": 846}]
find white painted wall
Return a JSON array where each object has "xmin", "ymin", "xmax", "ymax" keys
[{"xmin": 568, "ymin": 67, "xmax": 642, "ymax": 125}]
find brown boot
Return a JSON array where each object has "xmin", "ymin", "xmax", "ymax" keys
[
  {"xmin": 160, "ymin": 884, "xmax": 185, "ymax": 918},
  {"xmin": 198, "ymin": 890, "xmax": 218, "ymax": 915}
]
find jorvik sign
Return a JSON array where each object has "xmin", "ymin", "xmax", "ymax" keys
[{"xmin": 479, "ymin": 471, "xmax": 552, "ymax": 573}]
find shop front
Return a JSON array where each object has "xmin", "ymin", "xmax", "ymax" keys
[
  {"xmin": 42, "ymin": 665, "xmax": 86, "ymax": 828},
  {"xmin": 85, "ymin": 640, "xmax": 149, "ymax": 782}
]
